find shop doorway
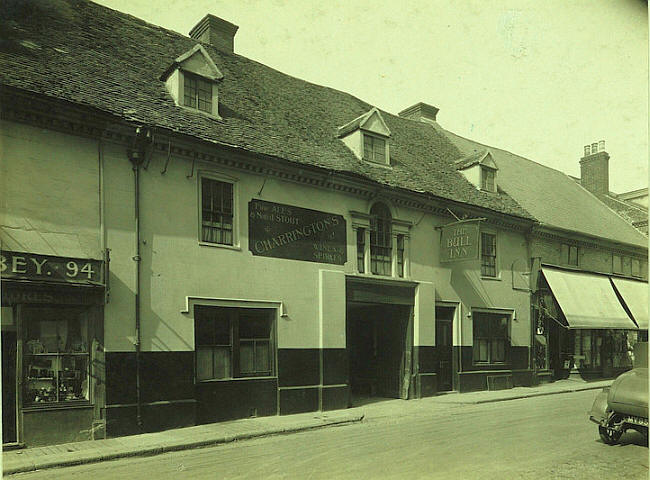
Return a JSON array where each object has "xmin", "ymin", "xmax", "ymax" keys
[
  {"xmin": 2, "ymin": 330, "xmax": 17, "ymax": 444},
  {"xmin": 435, "ymin": 306, "xmax": 454, "ymax": 391},
  {"xmin": 347, "ymin": 304, "xmax": 411, "ymax": 403}
]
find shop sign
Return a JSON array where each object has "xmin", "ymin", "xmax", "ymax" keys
[
  {"xmin": 0, "ymin": 251, "xmax": 104, "ymax": 284},
  {"xmin": 439, "ymin": 220, "xmax": 480, "ymax": 262},
  {"xmin": 249, "ymin": 200, "xmax": 347, "ymax": 265}
]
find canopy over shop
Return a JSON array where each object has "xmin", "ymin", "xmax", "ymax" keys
[{"xmin": 535, "ymin": 266, "xmax": 647, "ymax": 379}]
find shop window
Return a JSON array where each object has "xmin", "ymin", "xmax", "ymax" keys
[
  {"xmin": 363, "ymin": 134, "xmax": 386, "ymax": 164},
  {"xmin": 200, "ymin": 176, "xmax": 234, "ymax": 246},
  {"xmin": 183, "ymin": 72, "xmax": 214, "ymax": 114},
  {"xmin": 22, "ymin": 306, "xmax": 90, "ymax": 405},
  {"xmin": 195, "ymin": 306, "xmax": 274, "ymax": 381},
  {"xmin": 356, "ymin": 228, "xmax": 365, "ymax": 273},
  {"xmin": 370, "ymin": 203, "xmax": 392, "ymax": 276},
  {"xmin": 573, "ymin": 330, "xmax": 601, "ymax": 369},
  {"xmin": 473, "ymin": 312, "xmax": 509, "ymax": 364},
  {"xmin": 480, "ymin": 232, "xmax": 497, "ymax": 277},
  {"xmin": 396, "ymin": 235, "xmax": 405, "ymax": 278},
  {"xmin": 561, "ymin": 244, "xmax": 578, "ymax": 266}
]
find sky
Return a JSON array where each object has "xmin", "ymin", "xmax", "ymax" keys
[{"xmin": 96, "ymin": 0, "xmax": 648, "ymax": 193}]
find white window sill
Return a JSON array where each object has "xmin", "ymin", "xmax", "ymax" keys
[
  {"xmin": 198, "ymin": 241, "xmax": 241, "ymax": 251},
  {"xmin": 480, "ymin": 275, "xmax": 501, "ymax": 281},
  {"xmin": 196, "ymin": 376, "xmax": 277, "ymax": 384}
]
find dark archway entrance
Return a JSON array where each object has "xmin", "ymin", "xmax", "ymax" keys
[{"xmin": 346, "ymin": 278, "xmax": 415, "ymax": 405}]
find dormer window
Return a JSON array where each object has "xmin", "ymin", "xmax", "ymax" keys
[
  {"xmin": 455, "ymin": 150, "xmax": 498, "ymax": 193},
  {"xmin": 363, "ymin": 134, "xmax": 386, "ymax": 164},
  {"xmin": 338, "ymin": 108, "xmax": 391, "ymax": 166},
  {"xmin": 161, "ymin": 44, "xmax": 223, "ymax": 118},
  {"xmin": 481, "ymin": 166, "xmax": 496, "ymax": 192},
  {"xmin": 184, "ymin": 72, "xmax": 213, "ymax": 114}
]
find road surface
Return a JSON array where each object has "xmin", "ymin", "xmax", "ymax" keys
[{"xmin": 10, "ymin": 390, "xmax": 648, "ymax": 479}]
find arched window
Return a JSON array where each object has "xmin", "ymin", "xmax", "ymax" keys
[{"xmin": 370, "ymin": 203, "xmax": 392, "ymax": 275}]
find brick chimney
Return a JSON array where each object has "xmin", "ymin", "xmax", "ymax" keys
[
  {"xmin": 580, "ymin": 140, "xmax": 609, "ymax": 195},
  {"xmin": 189, "ymin": 14, "xmax": 239, "ymax": 53},
  {"xmin": 398, "ymin": 102, "xmax": 440, "ymax": 123}
]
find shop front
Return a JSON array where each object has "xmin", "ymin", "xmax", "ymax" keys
[
  {"xmin": 535, "ymin": 266, "xmax": 642, "ymax": 381},
  {"xmin": 1, "ymin": 251, "xmax": 105, "ymax": 448}
]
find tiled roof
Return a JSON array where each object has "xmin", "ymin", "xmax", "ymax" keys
[
  {"xmin": 454, "ymin": 150, "xmax": 491, "ymax": 170},
  {"xmin": 595, "ymin": 193, "xmax": 648, "ymax": 228},
  {"xmin": 433, "ymin": 126, "xmax": 648, "ymax": 248},
  {"xmin": 0, "ymin": 0, "xmax": 531, "ymax": 220}
]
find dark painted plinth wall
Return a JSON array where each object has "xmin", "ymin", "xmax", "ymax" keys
[
  {"xmin": 105, "ymin": 348, "xmax": 351, "ymax": 437},
  {"xmin": 278, "ymin": 348, "xmax": 349, "ymax": 415},
  {"xmin": 105, "ymin": 351, "xmax": 196, "ymax": 437},
  {"xmin": 414, "ymin": 346, "xmax": 437, "ymax": 397},
  {"xmin": 454, "ymin": 346, "xmax": 533, "ymax": 393}
]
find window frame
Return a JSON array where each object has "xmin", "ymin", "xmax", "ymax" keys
[
  {"xmin": 21, "ymin": 305, "xmax": 93, "ymax": 408},
  {"xmin": 561, "ymin": 244, "xmax": 579, "ymax": 267},
  {"xmin": 181, "ymin": 71, "xmax": 217, "ymax": 116},
  {"xmin": 480, "ymin": 231, "xmax": 498, "ymax": 278},
  {"xmin": 194, "ymin": 306, "xmax": 276, "ymax": 382},
  {"xmin": 480, "ymin": 166, "xmax": 496, "ymax": 192},
  {"xmin": 198, "ymin": 172, "xmax": 240, "ymax": 249},
  {"xmin": 472, "ymin": 311, "xmax": 511, "ymax": 366},
  {"xmin": 362, "ymin": 132, "xmax": 388, "ymax": 165},
  {"xmin": 370, "ymin": 203, "xmax": 393, "ymax": 276}
]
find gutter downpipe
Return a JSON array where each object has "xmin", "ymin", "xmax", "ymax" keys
[{"xmin": 128, "ymin": 126, "xmax": 150, "ymax": 431}]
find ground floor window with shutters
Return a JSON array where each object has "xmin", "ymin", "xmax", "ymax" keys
[
  {"xmin": 473, "ymin": 311, "xmax": 509, "ymax": 365},
  {"xmin": 195, "ymin": 306, "xmax": 275, "ymax": 381}
]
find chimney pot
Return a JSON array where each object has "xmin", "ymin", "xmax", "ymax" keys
[
  {"xmin": 189, "ymin": 14, "xmax": 239, "ymax": 53},
  {"xmin": 580, "ymin": 141, "xmax": 609, "ymax": 195}
]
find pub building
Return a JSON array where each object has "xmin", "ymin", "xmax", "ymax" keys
[
  {"xmin": 1, "ymin": 251, "xmax": 105, "ymax": 447},
  {"xmin": 0, "ymin": 2, "xmax": 647, "ymax": 448}
]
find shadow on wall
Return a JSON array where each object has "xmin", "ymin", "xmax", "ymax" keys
[{"xmin": 450, "ymin": 267, "xmax": 494, "ymax": 309}]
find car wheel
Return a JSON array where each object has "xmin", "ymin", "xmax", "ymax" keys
[{"xmin": 599, "ymin": 426, "xmax": 622, "ymax": 445}]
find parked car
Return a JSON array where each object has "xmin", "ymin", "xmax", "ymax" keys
[{"xmin": 589, "ymin": 367, "xmax": 648, "ymax": 444}]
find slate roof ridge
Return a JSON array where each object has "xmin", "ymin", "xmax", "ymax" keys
[
  {"xmin": 572, "ymin": 180, "xmax": 650, "ymax": 233},
  {"xmin": 440, "ymin": 126, "xmax": 574, "ymax": 177}
]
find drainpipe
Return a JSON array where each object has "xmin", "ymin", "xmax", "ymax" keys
[{"xmin": 128, "ymin": 126, "xmax": 151, "ymax": 431}]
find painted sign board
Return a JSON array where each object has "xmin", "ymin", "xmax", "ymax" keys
[
  {"xmin": 439, "ymin": 220, "xmax": 480, "ymax": 262},
  {"xmin": 0, "ymin": 251, "xmax": 104, "ymax": 284},
  {"xmin": 248, "ymin": 200, "xmax": 347, "ymax": 265}
]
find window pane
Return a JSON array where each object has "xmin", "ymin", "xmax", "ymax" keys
[
  {"xmin": 196, "ymin": 347, "xmax": 213, "ymax": 381},
  {"xmin": 479, "ymin": 340, "xmax": 488, "ymax": 362},
  {"xmin": 255, "ymin": 341, "xmax": 271, "ymax": 373},
  {"xmin": 213, "ymin": 346, "xmax": 231, "ymax": 379},
  {"xmin": 613, "ymin": 255, "xmax": 622, "ymax": 274},
  {"xmin": 59, "ymin": 355, "xmax": 89, "ymax": 401},
  {"xmin": 239, "ymin": 310, "xmax": 271, "ymax": 338},
  {"xmin": 201, "ymin": 178, "xmax": 234, "ymax": 245},
  {"xmin": 363, "ymin": 135, "xmax": 372, "ymax": 160},
  {"xmin": 195, "ymin": 315, "xmax": 214, "ymax": 346},
  {"xmin": 240, "ymin": 341, "xmax": 254, "ymax": 374},
  {"xmin": 357, "ymin": 228, "xmax": 365, "ymax": 273}
]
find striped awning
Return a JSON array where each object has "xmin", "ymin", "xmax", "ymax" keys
[
  {"xmin": 542, "ymin": 267, "xmax": 636, "ymax": 330},
  {"xmin": 611, "ymin": 277, "xmax": 648, "ymax": 330}
]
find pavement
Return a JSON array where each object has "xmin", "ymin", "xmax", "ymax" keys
[{"xmin": 2, "ymin": 377, "xmax": 611, "ymax": 476}]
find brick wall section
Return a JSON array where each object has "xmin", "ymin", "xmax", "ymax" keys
[{"xmin": 580, "ymin": 152, "xmax": 609, "ymax": 195}]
